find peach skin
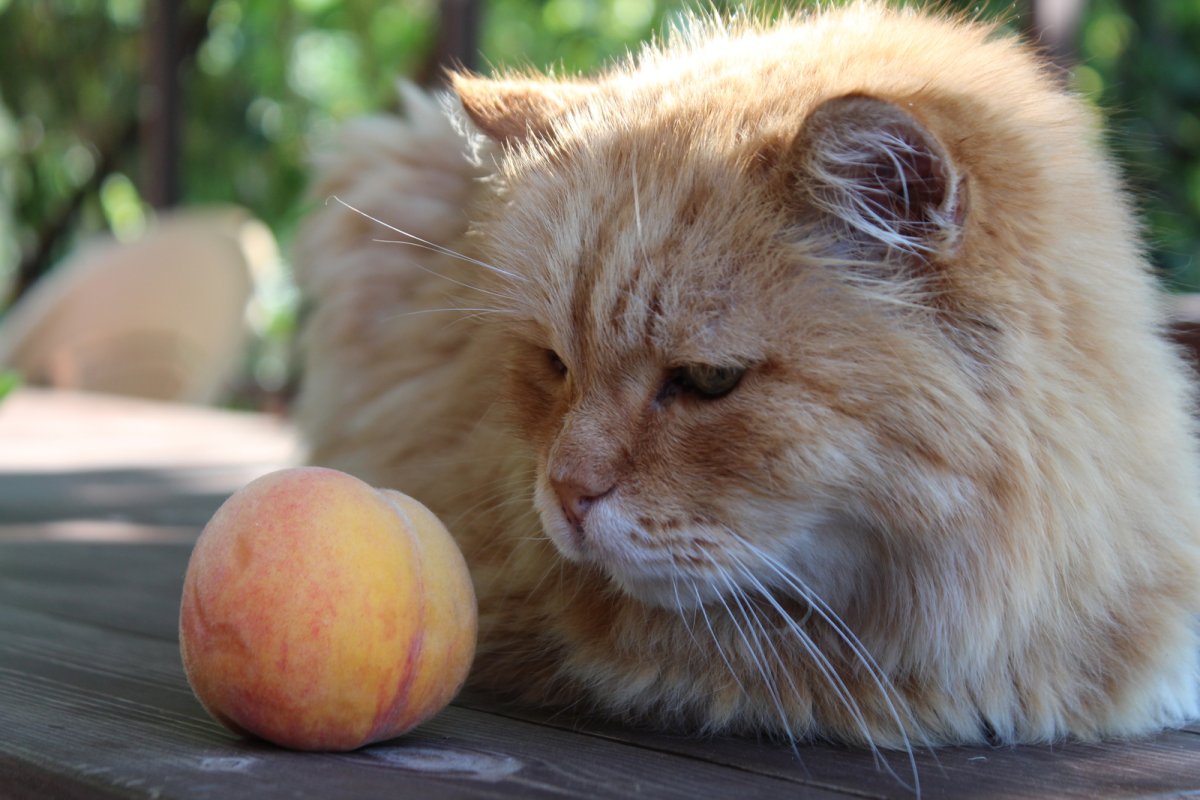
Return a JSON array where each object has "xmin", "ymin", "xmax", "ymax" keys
[{"xmin": 179, "ymin": 466, "xmax": 477, "ymax": 751}]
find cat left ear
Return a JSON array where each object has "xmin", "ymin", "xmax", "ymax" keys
[
  {"xmin": 792, "ymin": 94, "xmax": 966, "ymax": 258},
  {"xmin": 451, "ymin": 73, "xmax": 599, "ymax": 149}
]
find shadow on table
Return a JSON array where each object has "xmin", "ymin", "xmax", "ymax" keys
[{"xmin": 0, "ymin": 466, "xmax": 247, "ymax": 531}]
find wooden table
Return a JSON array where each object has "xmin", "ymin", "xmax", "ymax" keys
[{"xmin": 3, "ymin": 388, "xmax": 1199, "ymax": 799}]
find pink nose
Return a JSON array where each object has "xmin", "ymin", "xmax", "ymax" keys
[{"xmin": 551, "ymin": 478, "xmax": 613, "ymax": 528}]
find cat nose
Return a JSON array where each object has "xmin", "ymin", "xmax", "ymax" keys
[{"xmin": 551, "ymin": 477, "xmax": 613, "ymax": 529}]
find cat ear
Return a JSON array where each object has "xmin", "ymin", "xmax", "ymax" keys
[
  {"xmin": 450, "ymin": 73, "xmax": 599, "ymax": 148},
  {"xmin": 793, "ymin": 94, "xmax": 965, "ymax": 257}
]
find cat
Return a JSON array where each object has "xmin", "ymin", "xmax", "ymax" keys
[{"xmin": 293, "ymin": 2, "xmax": 1200, "ymax": 753}]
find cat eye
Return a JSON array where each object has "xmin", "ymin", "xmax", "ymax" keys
[
  {"xmin": 546, "ymin": 349, "xmax": 568, "ymax": 377},
  {"xmin": 668, "ymin": 364, "xmax": 746, "ymax": 400},
  {"xmin": 680, "ymin": 364, "xmax": 745, "ymax": 398}
]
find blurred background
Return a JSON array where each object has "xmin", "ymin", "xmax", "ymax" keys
[{"xmin": 0, "ymin": 0, "xmax": 1197, "ymax": 411}]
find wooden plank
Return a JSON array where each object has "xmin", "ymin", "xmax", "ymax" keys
[
  {"xmin": 457, "ymin": 684, "xmax": 1200, "ymax": 800},
  {"xmin": 0, "ymin": 757, "xmax": 128, "ymax": 800},
  {"xmin": 7, "ymin": 540, "xmax": 1200, "ymax": 799},
  {"xmin": 0, "ymin": 542, "xmax": 192, "ymax": 641},
  {"xmin": 0, "ymin": 467, "xmax": 242, "ymax": 527},
  {"xmin": 0, "ymin": 602, "xmax": 845, "ymax": 799}
]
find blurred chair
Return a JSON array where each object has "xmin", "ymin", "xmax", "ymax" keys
[{"xmin": 0, "ymin": 207, "xmax": 276, "ymax": 405}]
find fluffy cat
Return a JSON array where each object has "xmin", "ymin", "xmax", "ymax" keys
[{"xmin": 293, "ymin": 2, "xmax": 1200, "ymax": 751}]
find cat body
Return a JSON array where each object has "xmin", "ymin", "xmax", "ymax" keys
[{"xmin": 295, "ymin": 4, "xmax": 1200, "ymax": 748}]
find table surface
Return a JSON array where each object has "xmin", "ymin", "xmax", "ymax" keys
[{"xmin": 2, "ymin": 387, "xmax": 1199, "ymax": 799}]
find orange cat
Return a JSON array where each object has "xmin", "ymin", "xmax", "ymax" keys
[{"xmin": 294, "ymin": 3, "xmax": 1200, "ymax": 751}]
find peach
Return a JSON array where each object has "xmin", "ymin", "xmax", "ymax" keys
[{"xmin": 179, "ymin": 466, "xmax": 477, "ymax": 751}]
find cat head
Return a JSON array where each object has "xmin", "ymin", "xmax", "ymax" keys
[{"xmin": 448, "ymin": 64, "xmax": 994, "ymax": 614}]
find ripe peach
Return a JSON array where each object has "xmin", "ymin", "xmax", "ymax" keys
[{"xmin": 179, "ymin": 466, "xmax": 477, "ymax": 751}]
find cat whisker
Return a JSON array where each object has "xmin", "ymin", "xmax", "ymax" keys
[
  {"xmin": 473, "ymin": 494, "xmax": 550, "ymax": 577},
  {"xmin": 665, "ymin": 543, "xmax": 715, "ymax": 665},
  {"xmin": 714, "ymin": 566, "xmax": 799, "ymax": 752},
  {"xmin": 436, "ymin": 310, "xmax": 500, "ymax": 332},
  {"xmin": 447, "ymin": 482, "xmax": 526, "ymax": 527},
  {"xmin": 734, "ymin": 539, "xmax": 931, "ymax": 793},
  {"xmin": 381, "ymin": 306, "xmax": 514, "ymax": 322},
  {"xmin": 690, "ymin": 582, "xmax": 750, "ymax": 701},
  {"xmin": 445, "ymin": 488, "xmax": 514, "ymax": 518},
  {"xmin": 752, "ymin": 547, "xmax": 915, "ymax": 726},
  {"xmin": 704, "ymin": 545, "xmax": 875, "ymax": 761},
  {"xmin": 376, "ymin": 249, "xmax": 518, "ymax": 302},
  {"xmin": 328, "ymin": 194, "xmax": 526, "ymax": 283},
  {"xmin": 443, "ymin": 477, "xmax": 539, "ymax": 557},
  {"xmin": 725, "ymin": 554, "xmax": 914, "ymax": 792},
  {"xmin": 664, "ymin": 540, "xmax": 686, "ymax": 612},
  {"xmin": 671, "ymin": 579, "xmax": 704, "ymax": 646},
  {"xmin": 720, "ymin": 572, "xmax": 830, "ymax": 787},
  {"xmin": 711, "ymin": 579, "xmax": 770, "ymax": 707},
  {"xmin": 386, "ymin": 450, "xmax": 531, "ymax": 475}
]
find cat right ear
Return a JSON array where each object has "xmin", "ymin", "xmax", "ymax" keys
[
  {"xmin": 450, "ymin": 73, "xmax": 599, "ymax": 149},
  {"xmin": 790, "ymin": 94, "xmax": 966, "ymax": 259}
]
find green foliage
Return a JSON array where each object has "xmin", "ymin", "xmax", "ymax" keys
[
  {"xmin": 0, "ymin": 369, "xmax": 20, "ymax": 402},
  {"xmin": 481, "ymin": 0, "xmax": 673, "ymax": 72},
  {"xmin": 0, "ymin": 0, "xmax": 144, "ymax": 294},
  {"xmin": 184, "ymin": 0, "xmax": 441, "ymax": 248},
  {"xmin": 1072, "ymin": 0, "xmax": 1200, "ymax": 289},
  {"xmin": 0, "ymin": 0, "xmax": 1198, "ymax": 404}
]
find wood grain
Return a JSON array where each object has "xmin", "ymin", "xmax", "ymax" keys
[
  {"xmin": 0, "ymin": 599, "xmax": 839, "ymax": 799},
  {"xmin": 0, "ymin": 467, "xmax": 242, "ymax": 527},
  {"xmin": 0, "ymin": 542, "xmax": 191, "ymax": 640},
  {"xmin": 461, "ymin": 696, "xmax": 1200, "ymax": 800},
  {"xmin": 3, "ymin": 539, "xmax": 1198, "ymax": 799}
]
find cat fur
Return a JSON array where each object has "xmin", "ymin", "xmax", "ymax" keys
[{"xmin": 293, "ymin": 3, "xmax": 1200, "ymax": 750}]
